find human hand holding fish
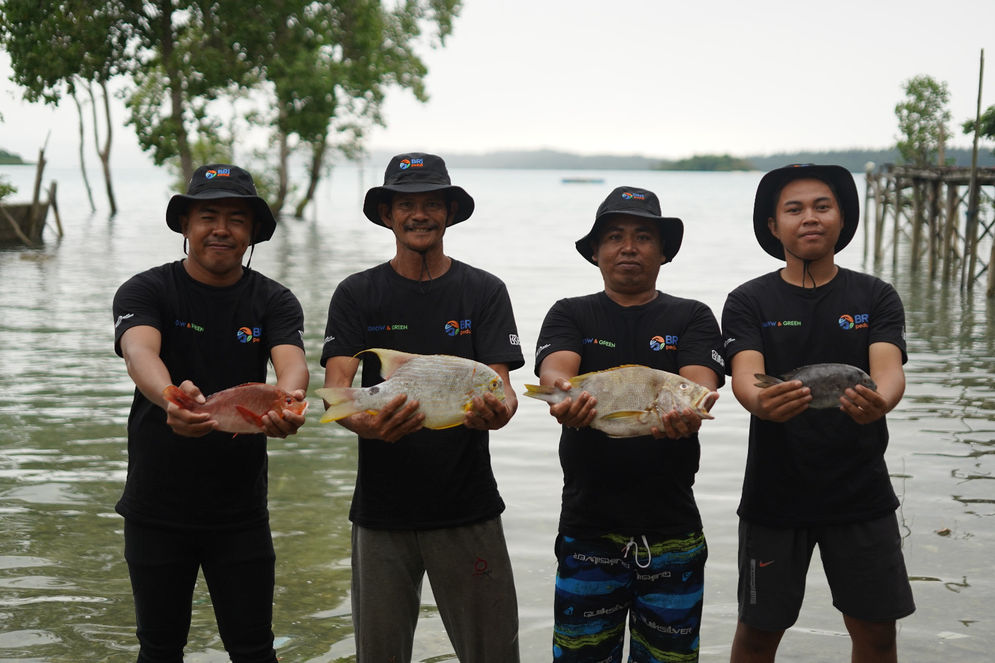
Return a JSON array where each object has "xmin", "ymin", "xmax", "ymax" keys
[
  {"xmin": 464, "ymin": 391, "xmax": 514, "ymax": 431},
  {"xmin": 316, "ymin": 348, "xmax": 505, "ymax": 438},
  {"xmin": 525, "ymin": 365, "xmax": 716, "ymax": 439},
  {"xmin": 753, "ymin": 363, "xmax": 881, "ymax": 422},
  {"xmin": 162, "ymin": 381, "xmax": 308, "ymax": 436}
]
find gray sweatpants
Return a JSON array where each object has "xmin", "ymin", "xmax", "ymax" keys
[{"xmin": 351, "ymin": 517, "xmax": 520, "ymax": 663}]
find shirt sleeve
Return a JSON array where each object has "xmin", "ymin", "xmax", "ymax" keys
[
  {"xmin": 320, "ymin": 275, "xmax": 366, "ymax": 366},
  {"xmin": 678, "ymin": 301, "xmax": 726, "ymax": 387},
  {"xmin": 869, "ymin": 279, "xmax": 907, "ymax": 363},
  {"xmin": 264, "ymin": 286, "xmax": 305, "ymax": 351},
  {"xmin": 720, "ymin": 284, "xmax": 763, "ymax": 376},
  {"xmin": 472, "ymin": 274, "xmax": 525, "ymax": 370},
  {"xmin": 112, "ymin": 271, "xmax": 164, "ymax": 357},
  {"xmin": 533, "ymin": 298, "xmax": 581, "ymax": 375}
]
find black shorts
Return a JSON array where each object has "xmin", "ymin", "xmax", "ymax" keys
[{"xmin": 737, "ymin": 513, "xmax": 916, "ymax": 631}]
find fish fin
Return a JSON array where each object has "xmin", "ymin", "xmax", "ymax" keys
[
  {"xmin": 162, "ymin": 385, "xmax": 199, "ymax": 410},
  {"xmin": 430, "ymin": 421, "xmax": 464, "ymax": 430},
  {"xmin": 599, "ymin": 410, "xmax": 645, "ymax": 421},
  {"xmin": 235, "ymin": 405, "xmax": 265, "ymax": 428},
  {"xmin": 356, "ymin": 348, "xmax": 416, "ymax": 379},
  {"xmin": 314, "ymin": 387, "xmax": 362, "ymax": 423},
  {"xmin": 753, "ymin": 373, "xmax": 782, "ymax": 388},
  {"xmin": 522, "ymin": 383, "xmax": 556, "ymax": 401}
]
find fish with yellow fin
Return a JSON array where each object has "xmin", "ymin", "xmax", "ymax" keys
[
  {"xmin": 315, "ymin": 348, "xmax": 504, "ymax": 430},
  {"xmin": 523, "ymin": 364, "xmax": 715, "ymax": 438}
]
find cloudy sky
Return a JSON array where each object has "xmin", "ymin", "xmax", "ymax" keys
[{"xmin": 2, "ymin": 0, "xmax": 994, "ymax": 167}]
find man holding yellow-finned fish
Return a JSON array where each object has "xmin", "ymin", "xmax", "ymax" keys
[
  {"xmin": 320, "ymin": 153, "xmax": 523, "ymax": 663},
  {"xmin": 534, "ymin": 186, "xmax": 724, "ymax": 663}
]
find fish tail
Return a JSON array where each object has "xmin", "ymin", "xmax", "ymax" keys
[
  {"xmin": 753, "ymin": 373, "xmax": 782, "ymax": 389},
  {"xmin": 162, "ymin": 385, "xmax": 199, "ymax": 410},
  {"xmin": 314, "ymin": 387, "xmax": 362, "ymax": 423},
  {"xmin": 356, "ymin": 348, "xmax": 415, "ymax": 379},
  {"xmin": 522, "ymin": 383, "xmax": 557, "ymax": 403}
]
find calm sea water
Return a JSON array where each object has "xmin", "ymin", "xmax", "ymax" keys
[{"xmin": 0, "ymin": 162, "xmax": 992, "ymax": 662}]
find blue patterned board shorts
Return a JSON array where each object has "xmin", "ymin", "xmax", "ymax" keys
[{"xmin": 552, "ymin": 531, "xmax": 707, "ymax": 663}]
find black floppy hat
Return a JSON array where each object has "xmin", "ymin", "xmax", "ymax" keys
[
  {"xmin": 575, "ymin": 186, "xmax": 684, "ymax": 265},
  {"xmin": 363, "ymin": 152, "xmax": 474, "ymax": 226},
  {"xmin": 166, "ymin": 164, "xmax": 277, "ymax": 243},
  {"xmin": 753, "ymin": 164, "xmax": 859, "ymax": 260}
]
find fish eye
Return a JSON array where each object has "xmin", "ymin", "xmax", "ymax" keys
[{"xmin": 679, "ymin": 383, "xmax": 689, "ymax": 390}]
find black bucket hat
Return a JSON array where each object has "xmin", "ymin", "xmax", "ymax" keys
[
  {"xmin": 754, "ymin": 164, "xmax": 859, "ymax": 260},
  {"xmin": 575, "ymin": 186, "xmax": 684, "ymax": 265},
  {"xmin": 363, "ymin": 152, "xmax": 474, "ymax": 226},
  {"xmin": 166, "ymin": 164, "xmax": 277, "ymax": 243}
]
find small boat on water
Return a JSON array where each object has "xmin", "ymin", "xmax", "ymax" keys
[{"xmin": 561, "ymin": 177, "xmax": 605, "ymax": 184}]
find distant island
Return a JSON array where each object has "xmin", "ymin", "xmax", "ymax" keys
[
  {"xmin": 371, "ymin": 147, "xmax": 995, "ymax": 172},
  {"xmin": 0, "ymin": 149, "xmax": 26, "ymax": 165}
]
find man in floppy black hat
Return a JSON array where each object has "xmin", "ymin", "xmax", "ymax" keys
[
  {"xmin": 112, "ymin": 164, "xmax": 308, "ymax": 662},
  {"xmin": 533, "ymin": 186, "xmax": 724, "ymax": 662},
  {"xmin": 320, "ymin": 152, "xmax": 523, "ymax": 662},
  {"xmin": 721, "ymin": 164, "xmax": 914, "ymax": 662}
]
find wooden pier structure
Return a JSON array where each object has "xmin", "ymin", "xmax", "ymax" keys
[{"xmin": 863, "ymin": 163, "xmax": 995, "ymax": 296}]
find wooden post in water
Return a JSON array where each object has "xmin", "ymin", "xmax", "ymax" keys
[
  {"xmin": 892, "ymin": 178, "xmax": 902, "ymax": 270},
  {"xmin": 942, "ymin": 183, "xmax": 959, "ymax": 281},
  {"xmin": 910, "ymin": 180, "xmax": 923, "ymax": 273},
  {"xmin": 863, "ymin": 162, "xmax": 874, "ymax": 263},
  {"xmin": 874, "ymin": 169, "xmax": 887, "ymax": 264},
  {"xmin": 927, "ymin": 178, "xmax": 940, "ymax": 277}
]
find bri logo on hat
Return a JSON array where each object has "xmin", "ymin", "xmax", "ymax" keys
[
  {"xmin": 399, "ymin": 158, "xmax": 424, "ymax": 170},
  {"xmin": 621, "ymin": 191, "xmax": 645, "ymax": 201},
  {"xmin": 205, "ymin": 168, "xmax": 231, "ymax": 179}
]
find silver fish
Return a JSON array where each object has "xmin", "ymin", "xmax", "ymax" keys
[
  {"xmin": 315, "ymin": 348, "xmax": 504, "ymax": 430},
  {"xmin": 523, "ymin": 364, "xmax": 715, "ymax": 439},
  {"xmin": 754, "ymin": 363, "xmax": 876, "ymax": 409}
]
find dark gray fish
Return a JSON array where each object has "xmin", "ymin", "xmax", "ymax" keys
[{"xmin": 754, "ymin": 363, "xmax": 876, "ymax": 409}]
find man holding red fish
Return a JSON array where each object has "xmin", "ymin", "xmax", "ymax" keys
[{"xmin": 112, "ymin": 164, "xmax": 308, "ymax": 663}]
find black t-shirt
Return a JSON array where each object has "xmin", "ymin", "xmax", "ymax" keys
[
  {"xmin": 321, "ymin": 260, "xmax": 524, "ymax": 530},
  {"xmin": 534, "ymin": 291, "xmax": 726, "ymax": 538},
  {"xmin": 721, "ymin": 268, "xmax": 906, "ymax": 527},
  {"xmin": 112, "ymin": 261, "xmax": 305, "ymax": 530}
]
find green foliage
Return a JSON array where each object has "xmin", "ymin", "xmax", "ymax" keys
[
  {"xmin": 659, "ymin": 154, "xmax": 753, "ymax": 171},
  {"xmin": 895, "ymin": 75, "xmax": 952, "ymax": 167},
  {"xmin": 0, "ymin": 177, "xmax": 16, "ymax": 201},
  {"xmin": 962, "ymin": 104, "xmax": 995, "ymax": 156}
]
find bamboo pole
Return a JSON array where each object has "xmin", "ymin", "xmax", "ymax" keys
[
  {"xmin": 942, "ymin": 184, "xmax": 958, "ymax": 281},
  {"xmin": 911, "ymin": 180, "xmax": 923, "ymax": 272}
]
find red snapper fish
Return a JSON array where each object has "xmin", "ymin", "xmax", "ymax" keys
[{"xmin": 162, "ymin": 382, "xmax": 307, "ymax": 434}]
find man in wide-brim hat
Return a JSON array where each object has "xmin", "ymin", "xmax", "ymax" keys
[
  {"xmin": 112, "ymin": 163, "xmax": 308, "ymax": 661},
  {"xmin": 320, "ymin": 152, "xmax": 523, "ymax": 662},
  {"xmin": 722, "ymin": 164, "xmax": 915, "ymax": 662},
  {"xmin": 534, "ymin": 185, "xmax": 724, "ymax": 662}
]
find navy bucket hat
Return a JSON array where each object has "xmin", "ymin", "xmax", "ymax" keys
[
  {"xmin": 363, "ymin": 152, "xmax": 474, "ymax": 226},
  {"xmin": 575, "ymin": 186, "xmax": 684, "ymax": 265},
  {"xmin": 753, "ymin": 164, "xmax": 859, "ymax": 259},
  {"xmin": 166, "ymin": 164, "xmax": 277, "ymax": 243}
]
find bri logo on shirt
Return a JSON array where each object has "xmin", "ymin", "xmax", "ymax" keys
[
  {"xmin": 649, "ymin": 335, "xmax": 678, "ymax": 351},
  {"xmin": 445, "ymin": 319, "xmax": 472, "ymax": 336},
  {"xmin": 237, "ymin": 326, "xmax": 262, "ymax": 343},
  {"xmin": 838, "ymin": 313, "xmax": 869, "ymax": 330}
]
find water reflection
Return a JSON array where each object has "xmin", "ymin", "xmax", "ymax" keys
[{"xmin": 1, "ymin": 165, "xmax": 993, "ymax": 661}]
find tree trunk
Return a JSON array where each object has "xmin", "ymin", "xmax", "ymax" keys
[
  {"xmin": 158, "ymin": 0, "xmax": 192, "ymax": 182},
  {"xmin": 71, "ymin": 87, "xmax": 96, "ymax": 212},
  {"xmin": 272, "ymin": 130, "xmax": 289, "ymax": 215},
  {"xmin": 88, "ymin": 81, "xmax": 117, "ymax": 215},
  {"xmin": 295, "ymin": 139, "xmax": 327, "ymax": 219}
]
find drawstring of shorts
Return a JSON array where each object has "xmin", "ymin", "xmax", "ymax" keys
[{"xmin": 621, "ymin": 535, "xmax": 652, "ymax": 569}]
